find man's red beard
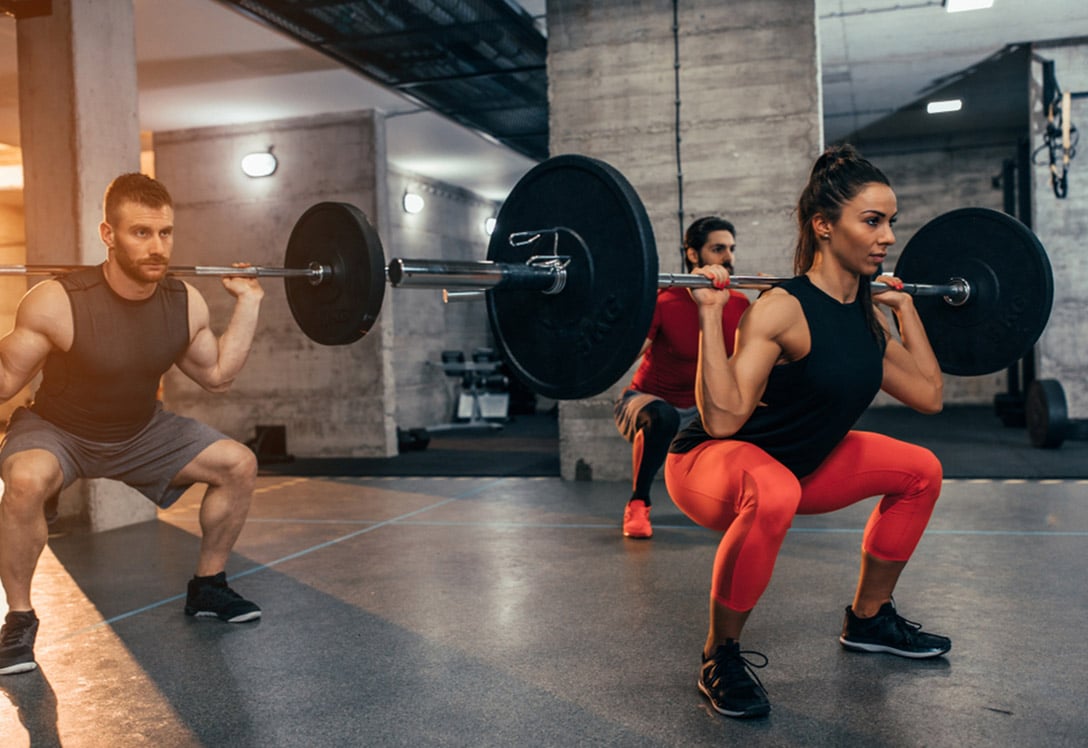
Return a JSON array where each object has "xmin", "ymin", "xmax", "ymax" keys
[{"xmin": 115, "ymin": 253, "xmax": 169, "ymax": 282}]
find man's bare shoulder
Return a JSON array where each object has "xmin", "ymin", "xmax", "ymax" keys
[
  {"xmin": 18, "ymin": 279, "xmax": 69, "ymax": 319},
  {"xmin": 13, "ymin": 279, "xmax": 72, "ymax": 349}
]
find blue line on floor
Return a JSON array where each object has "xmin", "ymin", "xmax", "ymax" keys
[{"xmin": 56, "ymin": 479, "xmax": 514, "ymax": 640}]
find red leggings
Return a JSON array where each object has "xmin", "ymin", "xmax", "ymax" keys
[{"xmin": 664, "ymin": 431, "xmax": 942, "ymax": 612}]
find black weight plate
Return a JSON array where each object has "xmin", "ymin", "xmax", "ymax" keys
[
  {"xmin": 284, "ymin": 202, "xmax": 386, "ymax": 345},
  {"xmin": 894, "ymin": 208, "xmax": 1053, "ymax": 376},
  {"xmin": 1025, "ymin": 378, "xmax": 1069, "ymax": 449},
  {"xmin": 486, "ymin": 154, "xmax": 658, "ymax": 400}
]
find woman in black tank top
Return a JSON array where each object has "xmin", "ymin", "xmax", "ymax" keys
[{"xmin": 665, "ymin": 145, "xmax": 950, "ymax": 719}]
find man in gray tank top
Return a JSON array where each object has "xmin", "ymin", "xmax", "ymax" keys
[{"xmin": 0, "ymin": 173, "xmax": 265, "ymax": 675}]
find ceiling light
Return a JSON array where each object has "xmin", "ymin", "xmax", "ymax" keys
[
  {"xmin": 944, "ymin": 0, "xmax": 994, "ymax": 12},
  {"xmin": 926, "ymin": 99, "xmax": 963, "ymax": 114},
  {"xmin": 484, "ymin": 216, "xmax": 497, "ymax": 236},
  {"xmin": 241, "ymin": 150, "xmax": 277, "ymax": 178},
  {"xmin": 402, "ymin": 191, "xmax": 425, "ymax": 214}
]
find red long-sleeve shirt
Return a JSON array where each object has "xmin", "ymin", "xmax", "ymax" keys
[{"xmin": 629, "ymin": 286, "xmax": 749, "ymax": 409}]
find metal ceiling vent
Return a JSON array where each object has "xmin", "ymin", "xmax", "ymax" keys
[{"xmin": 218, "ymin": 0, "xmax": 549, "ymax": 161}]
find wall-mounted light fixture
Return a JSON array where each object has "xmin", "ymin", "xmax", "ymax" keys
[
  {"xmin": 241, "ymin": 148, "xmax": 277, "ymax": 178},
  {"xmin": 943, "ymin": 0, "xmax": 993, "ymax": 12},
  {"xmin": 402, "ymin": 190, "xmax": 425, "ymax": 214},
  {"xmin": 484, "ymin": 216, "xmax": 497, "ymax": 236},
  {"xmin": 926, "ymin": 99, "xmax": 963, "ymax": 114}
]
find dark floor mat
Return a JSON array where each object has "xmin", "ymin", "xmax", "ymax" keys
[
  {"xmin": 856, "ymin": 404, "xmax": 1088, "ymax": 479},
  {"xmin": 258, "ymin": 451, "xmax": 560, "ymax": 477},
  {"xmin": 258, "ymin": 406, "xmax": 1088, "ymax": 480},
  {"xmin": 258, "ymin": 413, "xmax": 560, "ymax": 477}
]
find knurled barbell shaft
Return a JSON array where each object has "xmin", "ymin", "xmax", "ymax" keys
[
  {"xmin": 0, "ymin": 264, "xmax": 330, "ymax": 282},
  {"xmin": 658, "ymin": 273, "xmax": 971, "ymax": 305},
  {"xmin": 388, "ymin": 257, "xmax": 971, "ymax": 305}
]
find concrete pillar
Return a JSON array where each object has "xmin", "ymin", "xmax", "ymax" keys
[
  {"xmin": 15, "ymin": 0, "xmax": 154, "ymax": 530},
  {"xmin": 17, "ymin": 0, "xmax": 141, "ymax": 259},
  {"xmin": 1030, "ymin": 41, "xmax": 1088, "ymax": 421},
  {"xmin": 547, "ymin": 0, "xmax": 822, "ymax": 480}
]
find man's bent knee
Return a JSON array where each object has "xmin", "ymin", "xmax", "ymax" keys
[
  {"xmin": 211, "ymin": 440, "xmax": 258, "ymax": 491},
  {"xmin": 1, "ymin": 451, "xmax": 64, "ymax": 515},
  {"xmin": 233, "ymin": 442, "xmax": 258, "ymax": 482},
  {"xmin": 175, "ymin": 439, "xmax": 258, "ymax": 493}
]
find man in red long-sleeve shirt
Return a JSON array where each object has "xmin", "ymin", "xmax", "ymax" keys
[{"xmin": 613, "ymin": 217, "xmax": 749, "ymax": 538}]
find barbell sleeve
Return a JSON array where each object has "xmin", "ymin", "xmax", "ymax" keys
[{"xmin": 387, "ymin": 258, "xmax": 561, "ymax": 292}]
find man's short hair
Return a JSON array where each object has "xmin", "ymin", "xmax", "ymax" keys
[{"xmin": 103, "ymin": 173, "xmax": 173, "ymax": 226}]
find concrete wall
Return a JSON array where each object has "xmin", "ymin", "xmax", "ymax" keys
[
  {"xmin": 547, "ymin": 0, "xmax": 821, "ymax": 480},
  {"xmin": 1031, "ymin": 40, "xmax": 1088, "ymax": 419},
  {"xmin": 385, "ymin": 168, "xmax": 499, "ymax": 432},
  {"xmin": 153, "ymin": 111, "xmax": 502, "ymax": 454},
  {"xmin": 155, "ymin": 111, "xmax": 398, "ymax": 458}
]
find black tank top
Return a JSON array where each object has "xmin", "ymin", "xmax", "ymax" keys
[
  {"xmin": 670, "ymin": 275, "xmax": 885, "ymax": 477},
  {"xmin": 31, "ymin": 265, "xmax": 190, "ymax": 442}
]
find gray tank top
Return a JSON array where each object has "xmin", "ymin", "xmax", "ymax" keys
[{"xmin": 31, "ymin": 265, "xmax": 190, "ymax": 441}]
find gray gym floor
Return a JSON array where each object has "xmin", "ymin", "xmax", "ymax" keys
[{"xmin": 2, "ymin": 469, "xmax": 1086, "ymax": 746}]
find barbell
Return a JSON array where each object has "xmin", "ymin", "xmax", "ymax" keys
[{"xmin": 6, "ymin": 155, "xmax": 1054, "ymax": 400}]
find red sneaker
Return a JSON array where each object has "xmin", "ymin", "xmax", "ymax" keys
[{"xmin": 623, "ymin": 499, "xmax": 653, "ymax": 538}]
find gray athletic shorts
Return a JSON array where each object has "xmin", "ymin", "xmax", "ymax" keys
[
  {"xmin": 613, "ymin": 388, "xmax": 699, "ymax": 443},
  {"xmin": 0, "ymin": 404, "xmax": 229, "ymax": 509}
]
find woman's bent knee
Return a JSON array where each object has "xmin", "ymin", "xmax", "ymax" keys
[{"xmin": 909, "ymin": 446, "xmax": 943, "ymax": 502}]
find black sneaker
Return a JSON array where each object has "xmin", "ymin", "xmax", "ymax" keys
[
  {"xmin": 839, "ymin": 600, "xmax": 951, "ymax": 658},
  {"xmin": 698, "ymin": 640, "xmax": 771, "ymax": 718},
  {"xmin": 0, "ymin": 610, "xmax": 39, "ymax": 675},
  {"xmin": 184, "ymin": 572, "xmax": 262, "ymax": 623}
]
